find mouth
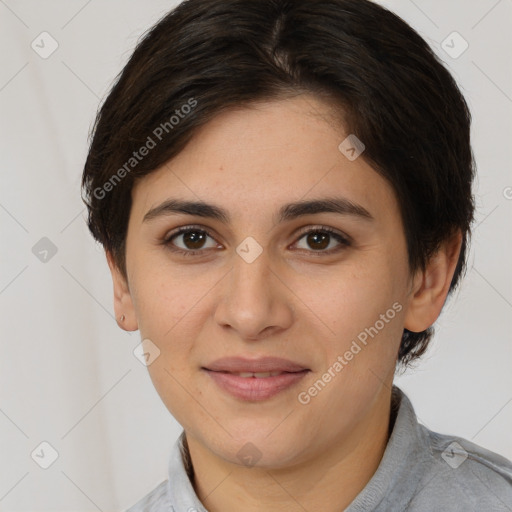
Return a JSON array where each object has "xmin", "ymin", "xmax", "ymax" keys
[
  {"xmin": 203, "ymin": 355, "xmax": 309, "ymax": 373},
  {"xmin": 201, "ymin": 357, "xmax": 310, "ymax": 401},
  {"xmin": 211, "ymin": 370, "xmax": 292, "ymax": 378}
]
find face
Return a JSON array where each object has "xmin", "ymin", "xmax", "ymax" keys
[{"xmin": 112, "ymin": 94, "xmax": 419, "ymax": 469}]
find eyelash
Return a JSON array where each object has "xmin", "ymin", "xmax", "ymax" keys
[{"xmin": 162, "ymin": 224, "xmax": 351, "ymax": 258}]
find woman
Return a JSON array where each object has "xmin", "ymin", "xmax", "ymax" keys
[{"xmin": 81, "ymin": 0, "xmax": 512, "ymax": 510}]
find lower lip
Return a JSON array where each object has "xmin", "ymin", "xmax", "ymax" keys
[{"xmin": 203, "ymin": 369, "xmax": 310, "ymax": 401}]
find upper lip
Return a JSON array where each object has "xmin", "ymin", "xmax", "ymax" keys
[{"xmin": 203, "ymin": 356, "xmax": 309, "ymax": 373}]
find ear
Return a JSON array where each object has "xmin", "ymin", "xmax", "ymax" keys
[
  {"xmin": 404, "ymin": 231, "xmax": 463, "ymax": 333},
  {"xmin": 106, "ymin": 250, "xmax": 138, "ymax": 332}
]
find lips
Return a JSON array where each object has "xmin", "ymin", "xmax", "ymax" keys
[
  {"xmin": 202, "ymin": 356, "xmax": 310, "ymax": 401},
  {"xmin": 203, "ymin": 356, "xmax": 308, "ymax": 374}
]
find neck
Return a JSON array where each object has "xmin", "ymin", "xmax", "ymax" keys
[{"xmin": 186, "ymin": 387, "xmax": 394, "ymax": 512}]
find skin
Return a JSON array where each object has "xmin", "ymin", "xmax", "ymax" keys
[{"xmin": 107, "ymin": 94, "xmax": 462, "ymax": 512}]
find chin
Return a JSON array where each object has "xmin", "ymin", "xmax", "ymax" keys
[{"xmin": 205, "ymin": 426, "xmax": 311, "ymax": 469}]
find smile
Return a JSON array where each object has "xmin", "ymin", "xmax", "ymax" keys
[{"xmin": 203, "ymin": 369, "xmax": 310, "ymax": 401}]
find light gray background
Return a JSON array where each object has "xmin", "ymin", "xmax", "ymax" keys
[{"xmin": 1, "ymin": 1, "xmax": 511, "ymax": 510}]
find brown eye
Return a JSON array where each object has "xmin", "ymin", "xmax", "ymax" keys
[
  {"xmin": 181, "ymin": 230, "xmax": 208, "ymax": 250},
  {"xmin": 294, "ymin": 227, "xmax": 351, "ymax": 254},
  {"xmin": 164, "ymin": 227, "xmax": 218, "ymax": 255},
  {"xmin": 305, "ymin": 231, "xmax": 330, "ymax": 250}
]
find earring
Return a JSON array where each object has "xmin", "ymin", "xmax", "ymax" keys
[{"xmin": 120, "ymin": 314, "xmax": 126, "ymax": 322}]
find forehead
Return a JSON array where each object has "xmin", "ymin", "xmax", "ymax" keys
[{"xmin": 130, "ymin": 95, "xmax": 398, "ymax": 225}]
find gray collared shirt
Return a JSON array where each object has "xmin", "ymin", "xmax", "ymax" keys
[{"xmin": 127, "ymin": 386, "xmax": 512, "ymax": 511}]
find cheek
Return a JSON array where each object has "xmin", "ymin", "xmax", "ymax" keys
[
  {"xmin": 145, "ymin": 359, "xmax": 201, "ymax": 432},
  {"xmin": 135, "ymin": 268, "xmax": 205, "ymax": 424},
  {"xmin": 296, "ymin": 260, "xmax": 406, "ymax": 398},
  {"xmin": 297, "ymin": 260, "xmax": 400, "ymax": 340},
  {"xmin": 130, "ymin": 259, "xmax": 203, "ymax": 338},
  {"xmin": 130, "ymin": 263, "xmax": 212, "ymax": 393}
]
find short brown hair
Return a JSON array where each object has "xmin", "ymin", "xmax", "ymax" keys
[{"xmin": 82, "ymin": 0, "xmax": 476, "ymax": 368}]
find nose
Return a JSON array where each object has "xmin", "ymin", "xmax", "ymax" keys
[{"xmin": 213, "ymin": 248, "xmax": 294, "ymax": 341}]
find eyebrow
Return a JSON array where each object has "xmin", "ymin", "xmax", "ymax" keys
[{"xmin": 142, "ymin": 197, "xmax": 374, "ymax": 224}]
